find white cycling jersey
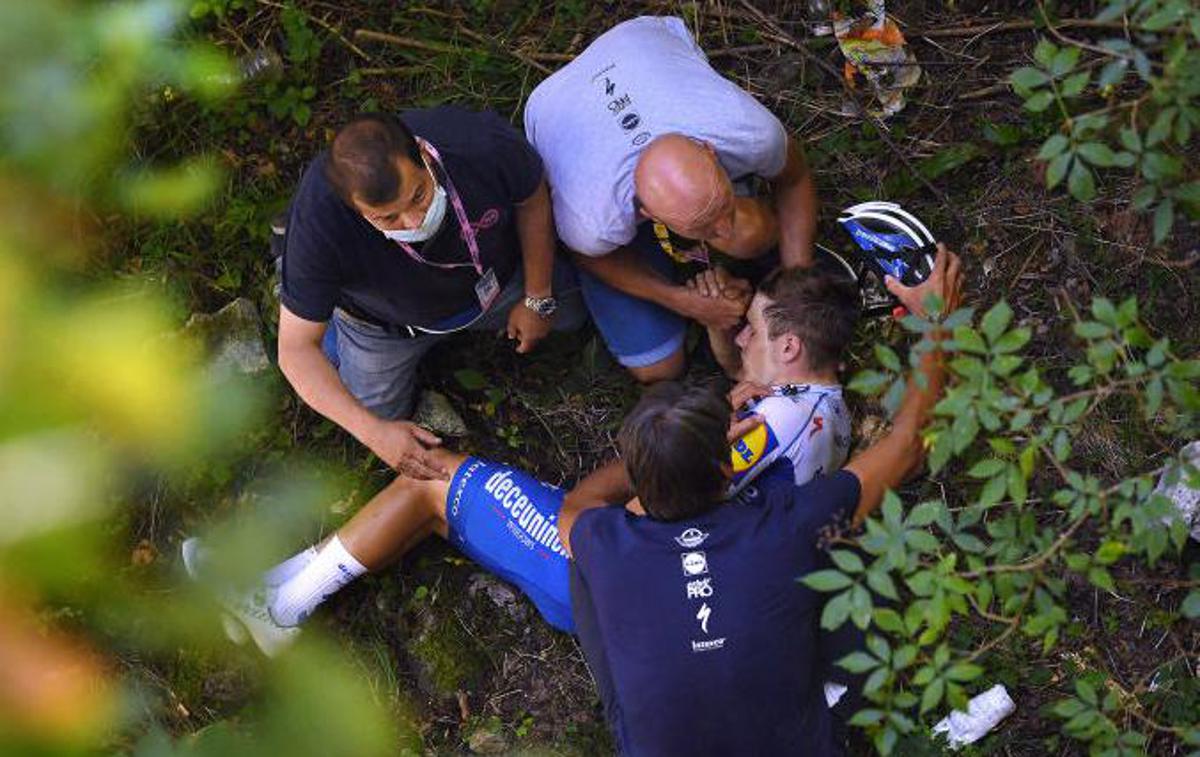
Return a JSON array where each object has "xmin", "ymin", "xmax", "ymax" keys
[{"xmin": 728, "ymin": 384, "xmax": 852, "ymax": 497}]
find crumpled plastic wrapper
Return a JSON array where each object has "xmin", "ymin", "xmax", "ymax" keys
[
  {"xmin": 932, "ymin": 684, "xmax": 1016, "ymax": 749},
  {"xmin": 829, "ymin": 1, "xmax": 922, "ymax": 117},
  {"xmin": 1155, "ymin": 441, "xmax": 1200, "ymax": 542}
]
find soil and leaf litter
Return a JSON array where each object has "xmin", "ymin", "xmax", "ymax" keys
[{"xmin": 11, "ymin": 0, "xmax": 1197, "ymax": 754}]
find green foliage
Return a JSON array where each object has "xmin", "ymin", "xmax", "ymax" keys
[
  {"xmin": 0, "ymin": 0, "xmax": 410, "ymax": 754},
  {"xmin": 1006, "ymin": 1, "xmax": 1200, "ymax": 242},
  {"xmin": 820, "ymin": 299, "xmax": 1199, "ymax": 754}
]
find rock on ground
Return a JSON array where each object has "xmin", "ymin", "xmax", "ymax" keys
[
  {"xmin": 181, "ymin": 298, "xmax": 270, "ymax": 376},
  {"xmin": 414, "ymin": 390, "xmax": 468, "ymax": 438}
]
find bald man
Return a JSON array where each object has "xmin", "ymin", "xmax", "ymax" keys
[{"xmin": 525, "ymin": 16, "xmax": 818, "ymax": 383}]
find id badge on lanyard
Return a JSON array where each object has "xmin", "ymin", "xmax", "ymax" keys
[{"xmin": 474, "ymin": 268, "xmax": 499, "ymax": 310}]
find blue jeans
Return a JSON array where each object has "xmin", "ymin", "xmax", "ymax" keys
[{"xmin": 323, "ymin": 261, "xmax": 585, "ymax": 419}]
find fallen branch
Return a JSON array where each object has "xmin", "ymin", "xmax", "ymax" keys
[{"xmin": 913, "ymin": 18, "xmax": 1137, "ymax": 39}]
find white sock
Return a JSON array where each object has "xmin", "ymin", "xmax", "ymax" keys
[
  {"xmin": 269, "ymin": 535, "xmax": 367, "ymax": 627},
  {"xmin": 262, "ymin": 545, "xmax": 319, "ymax": 588}
]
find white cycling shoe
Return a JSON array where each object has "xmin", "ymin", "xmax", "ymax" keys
[{"xmin": 181, "ymin": 537, "xmax": 300, "ymax": 658}]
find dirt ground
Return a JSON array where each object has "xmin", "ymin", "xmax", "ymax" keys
[{"xmin": 118, "ymin": 1, "xmax": 1199, "ymax": 754}]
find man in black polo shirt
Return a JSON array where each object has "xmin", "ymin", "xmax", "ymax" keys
[{"xmin": 279, "ymin": 107, "xmax": 584, "ymax": 479}]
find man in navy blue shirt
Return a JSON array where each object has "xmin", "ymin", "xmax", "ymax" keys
[
  {"xmin": 278, "ymin": 108, "xmax": 584, "ymax": 480},
  {"xmin": 556, "ymin": 246, "xmax": 962, "ymax": 755}
]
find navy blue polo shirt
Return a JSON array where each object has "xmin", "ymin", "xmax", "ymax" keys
[
  {"xmin": 569, "ymin": 465, "xmax": 861, "ymax": 757},
  {"xmin": 281, "ymin": 106, "xmax": 543, "ymax": 328}
]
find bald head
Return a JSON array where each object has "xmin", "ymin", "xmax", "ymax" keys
[{"xmin": 634, "ymin": 134, "xmax": 733, "ymax": 236}]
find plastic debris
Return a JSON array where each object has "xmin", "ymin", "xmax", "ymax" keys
[
  {"xmin": 932, "ymin": 684, "xmax": 1016, "ymax": 749},
  {"xmin": 823, "ymin": 681, "xmax": 849, "ymax": 708},
  {"xmin": 1154, "ymin": 441, "xmax": 1200, "ymax": 542},
  {"xmin": 832, "ymin": 1, "xmax": 922, "ymax": 117}
]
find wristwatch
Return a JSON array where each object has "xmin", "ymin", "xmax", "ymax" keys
[{"xmin": 524, "ymin": 295, "xmax": 558, "ymax": 319}]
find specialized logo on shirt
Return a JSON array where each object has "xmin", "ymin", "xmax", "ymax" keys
[
  {"xmin": 730, "ymin": 422, "xmax": 779, "ymax": 474},
  {"xmin": 681, "ymin": 551, "xmax": 708, "ymax": 576},
  {"xmin": 674, "ymin": 527, "xmax": 709, "ymax": 549},
  {"xmin": 691, "ymin": 638, "xmax": 726, "ymax": 653},
  {"xmin": 696, "ymin": 603, "xmax": 712, "ymax": 634},
  {"xmin": 809, "ymin": 416, "xmax": 824, "ymax": 438},
  {"xmin": 482, "ymin": 470, "xmax": 566, "ymax": 557}
]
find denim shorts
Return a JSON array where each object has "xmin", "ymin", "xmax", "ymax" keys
[
  {"xmin": 322, "ymin": 259, "xmax": 585, "ymax": 419},
  {"xmin": 576, "ymin": 224, "xmax": 687, "ymax": 368}
]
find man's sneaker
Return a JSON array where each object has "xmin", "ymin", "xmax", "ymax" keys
[{"xmin": 180, "ymin": 537, "xmax": 300, "ymax": 657}]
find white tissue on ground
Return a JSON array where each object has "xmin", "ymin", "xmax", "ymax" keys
[
  {"xmin": 1155, "ymin": 441, "xmax": 1200, "ymax": 542},
  {"xmin": 931, "ymin": 684, "xmax": 1016, "ymax": 749}
]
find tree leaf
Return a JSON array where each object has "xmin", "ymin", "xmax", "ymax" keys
[
  {"xmin": 1034, "ymin": 40, "xmax": 1058, "ymax": 68},
  {"xmin": 453, "ymin": 369, "xmax": 488, "ymax": 391},
  {"xmin": 830, "ymin": 550, "xmax": 865, "ymax": 574},
  {"xmin": 874, "ymin": 344, "xmax": 902, "ymax": 372},
  {"xmin": 820, "ymin": 591, "xmax": 852, "ymax": 630},
  {"xmin": 1077, "ymin": 141, "xmax": 1118, "ymax": 167},
  {"xmin": 1068, "ymin": 160, "xmax": 1096, "ymax": 201},
  {"xmin": 981, "ymin": 301, "xmax": 1013, "ymax": 343},
  {"xmin": 839, "ymin": 651, "xmax": 881, "ymax": 675},
  {"xmin": 969, "ymin": 459, "xmax": 1006, "ymax": 479},
  {"xmin": 907, "ymin": 500, "xmax": 944, "ymax": 527},
  {"xmin": 849, "ymin": 370, "xmax": 891, "ymax": 395},
  {"xmin": 1132, "ymin": 184, "xmax": 1157, "ymax": 211},
  {"xmin": 1153, "ymin": 198, "xmax": 1175, "ymax": 244},
  {"xmin": 1010, "ymin": 66, "xmax": 1050, "ymax": 90},
  {"xmin": 1143, "ymin": 4, "xmax": 1187, "ymax": 30},
  {"xmin": 1050, "ymin": 47, "xmax": 1080, "ymax": 77},
  {"xmin": 1024, "ymin": 91, "xmax": 1055, "ymax": 112},
  {"xmin": 980, "ymin": 473, "xmax": 1008, "ymax": 507},
  {"xmin": 1119, "ymin": 127, "xmax": 1142, "ymax": 153},
  {"xmin": 946, "ymin": 663, "xmax": 984, "ymax": 682},
  {"xmin": 1142, "ymin": 151, "xmax": 1182, "ymax": 182},
  {"xmin": 1036, "ymin": 134, "xmax": 1069, "ymax": 160},
  {"xmin": 866, "ymin": 569, "xmax": 901, "ymax": 601},
  {"xmin": 1060, "ymin": 71, "xmax": 1090, "ymax": 97},
  {"xmin": 1181, "ymin": 590, "xmax": 1200, "ymax": 619},
  {"xmin": 802, "ymin": 570, "xmax": 855, "ymax": 592},
  {"xmin": 920, "ymin": 676, "xmax": 945, "ymax": 714},
  {"xmin": 993, "ymin": 327, "xmax": 1031, "ymax": 354},
  {"xmin": 1175, "ymin": 181, "xmax": 1200, "ymax": 209},
  {"xmin": 1097, "ymin": 59, "xmax": 1128, "ymax": 88},
  {"xmin": 1046, "ymin": 152, "xmax": 1071, "ymax": 188}
]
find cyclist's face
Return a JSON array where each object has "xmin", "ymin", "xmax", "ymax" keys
[{"xmin": 735, "ymin": 294, "xmax": 776, "ymax": 383}]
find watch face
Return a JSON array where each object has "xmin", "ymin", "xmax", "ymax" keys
[{"xmin": 528, "ymin": 297, "xmax": 557, "ymax": 316}]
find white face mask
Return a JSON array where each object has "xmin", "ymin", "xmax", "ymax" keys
[{"xmin": 379, "ymin": 159, "xmax": 448, "ymax": 243}]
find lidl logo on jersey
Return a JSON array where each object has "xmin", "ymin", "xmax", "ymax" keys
[{"xmin": 730, "ymin": 422, "xmax": 778, "ymax": 474}]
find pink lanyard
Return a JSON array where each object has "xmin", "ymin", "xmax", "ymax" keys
[{"xmin": 390, "ymin": 137, "xmax": 484, "ymax": 276}]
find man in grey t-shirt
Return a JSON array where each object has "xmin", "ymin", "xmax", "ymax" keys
[{"xmin": 524, "ymin": 16, "xmax": 818, "ymax": 383}]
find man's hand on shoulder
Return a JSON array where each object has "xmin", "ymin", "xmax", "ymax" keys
[
  {"xmin": 884, "ymin": 243, "xmax": 964, "ymax": 319},
  {"xmin": 364, "ymin": 420, "xmax": 450, "ymax": 480},
  {"xmin": 729, "ymin": 380, "xmax": 771, "ymax": 412},
  {"xmin": 506, "ymin": 300, "xmax": 554, "ymax": 354}
]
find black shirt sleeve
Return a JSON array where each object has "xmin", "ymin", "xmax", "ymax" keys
[
  {"xmin": 787, "ymin": 470, "xmax": 862, "ymax": 545},
  {"xmin": 280, "ymin": 167, "xmax": 345, "ymax": 323},
  {"xmin": 479, "ymin": 110, "xmax": 544, "ymax": 204}
]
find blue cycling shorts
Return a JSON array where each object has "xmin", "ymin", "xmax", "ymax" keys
[{"xmin": 445, "ymin": 458, "xmax": 574, "ymax": 632}]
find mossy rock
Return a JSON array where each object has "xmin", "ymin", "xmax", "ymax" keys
[{"xmin": 405, "ymin": 606, "xmax": 488, "ymax": 700}]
